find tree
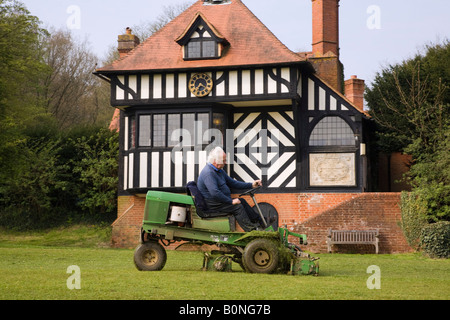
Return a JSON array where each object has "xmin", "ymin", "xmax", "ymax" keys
[
  {"xmin": 0, "ymin": 0, "xmax": 52, "ymax": 173},
  {"xmin": 0, "ymin": 1, "xmax": 117, "ymax": 229},
  {"xmin": 366, "ymin": 40, "xmax": 450, "ymax": 222},
  {"xmin": 41, "ymin": 28, "xmax": 113, "ymax": 129},
  {"xmin": 131, "ymin": 2, "xmax": 194, "ymax": 41},
  {"xmin": 366, "ymin": 41, "xmax": 449, "ymax": 155}
]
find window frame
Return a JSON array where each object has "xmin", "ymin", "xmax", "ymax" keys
[
  {"xmin": 129, "ymin": 109, "xmax": 229, "ymax": 150},
  {"xmin": 305, "ymin": 115, "xmax": 360, "ymax": 189},
  {"xmin": 309, "ymin": 115, "xmax": 356, "ymax": 147},
  {"xmin": 184, "ymin": 31, "xmax": 219, "ymax": 60}
]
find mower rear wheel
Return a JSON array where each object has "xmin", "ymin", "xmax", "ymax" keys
[
  {"xmin": 134, "ymin": 242, "xmax": 167, "ymax": 271},
  {"xmin": 242, "ymin": 238, "xmax": 280, "ymax": 274}
]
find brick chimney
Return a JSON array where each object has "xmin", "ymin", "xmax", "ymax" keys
[
  {"xmin": 308, "ymin": 0, "xmax": 343, "ymax": 93},
  {"xmin": 118, "ymin": 27, "xmax": 140, "ymax": 59},
  {"xmin": 312, "ymin": 0, "xmax": 340, "ymax": 57},
  {"xmin": 345, "ymin": 75, "xmax": 365, "ymax": 111}
]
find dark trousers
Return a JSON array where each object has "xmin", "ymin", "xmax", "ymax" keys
[
  {"xmin": 239, "ymin": 198, "xmax": 265, "ymax": 225},
  {"xmin": 205, "ymin": 199, "xmax": 260, "ymax": 232}
]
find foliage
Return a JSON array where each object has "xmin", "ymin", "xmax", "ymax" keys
[
  {"xmin": 420, "ymin": 221, "xmax": 450, "ymax": 259},
  {"xmin": 0, "ymin": 1, "xmax": 118, "ymax": 230},
  {"xmin": 366, "ymin": 40, "xmax": 450, "ymax": 223},
  {"xmin": 370, "ymin": 40, "xmax": 449, "ymax": 158},
  {"xmin": 72, "ymin": 128, "xmax": 119, "ymax": 216},
  {"xmin": 400, "ymin": 192, "xmax": 428, "ymax": 250},
  {"xmin": 405, "ymin": 127, "xmax": 450, "ymax": 222},
  {"xmin": 41, "ymin": 28, "xmax": 113, "ymax": 129},
  {"xmin": 366, "ymin": 40, "xmax": 449, "ymax": 155},
  {"xmin": 0, "ymin": 0, "xmax": 51, "ymax": 176},
  {"xmin": 0, "ymin": 126, "xmax": 119, "ymax": 230},
  {"xmin": 0, "ymin": 138, "xmax": 69, "ymax": 229}
]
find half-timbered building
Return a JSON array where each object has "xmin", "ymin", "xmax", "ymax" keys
[{"xmin": 94, "ymin": 0, "xmax": 408, "ymax": 251}]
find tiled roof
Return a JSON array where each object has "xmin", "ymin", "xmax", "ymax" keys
[{"xmin": 96, "ymin": 0, "xmax": 305, "ymax": 73}]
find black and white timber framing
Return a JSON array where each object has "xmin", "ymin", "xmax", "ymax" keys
[{"xmin": 100, "ymin": 63, "xmax": 368, "ymax": 195}]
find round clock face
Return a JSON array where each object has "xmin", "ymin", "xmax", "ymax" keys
[{"xmin": 189, "ymin": 73, "xmax": 213, "ymax": 97}]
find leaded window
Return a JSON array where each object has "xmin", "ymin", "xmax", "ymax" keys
[
  {"xmin": 135, "ymin": 112, "xmax": 221, "ymax": 148},
  {"xmin": 139, "ymin": 115, "xmax": 151, "ymax": 147},
  {"xmin": 153, "ymin": 114, "xmax": 166, "ymax": 147},
  {"xmin": 309, "ymin": 116, "xmax": 354, "ymax": 146},
  {"xmin": 185, "ymin": 26, "xmax": 218, "ymax": 59}
]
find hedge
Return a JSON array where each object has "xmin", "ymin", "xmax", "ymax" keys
[{"xmin": 420, "ymin": 221, "xmax": 450, "ymax": 259}]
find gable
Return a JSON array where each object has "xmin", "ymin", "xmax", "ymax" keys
[
  {"xmin": 175, "ymin": 13, "xmax": 228, "ymax": 60},
  {"xmin": 175, "ymin": 12, "xmax": 227, "ymax": 46},
  {"xmin": 304, "ymin": 73, "xmax": 368, "ymax": 116}
]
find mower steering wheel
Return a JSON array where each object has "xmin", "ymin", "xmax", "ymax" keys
[{"xmin": 239, "ymin": 186, "xmax": 261, "ymax": 197}]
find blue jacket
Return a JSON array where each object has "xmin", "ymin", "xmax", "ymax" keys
[{"xmin": 197, "ymin": 163, "xmax": 252, "ymax": 204}]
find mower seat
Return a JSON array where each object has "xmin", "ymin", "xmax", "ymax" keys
[{"xmin": 186, "ymin": 181, "xmax": 236, "ymax": 232}]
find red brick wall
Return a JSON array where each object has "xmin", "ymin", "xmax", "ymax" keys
[
  {"xmin": 245, "ymin": 193, "xmax": 359, "ymax": 227},
  {"xmin": 293, "ymin": 193, "xmax": 413, "ymax": 254},
  {"xmin": 111, "ymin": 196, "xmax": 145, "ymax": 248},
  {"xmin": 111, "ymin": 192, "xmax": 413, "ymax": 254}
]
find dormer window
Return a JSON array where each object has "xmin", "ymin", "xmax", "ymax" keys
[
  {"xmin": 176, "ymin": 13, "xmax": 228, "ymax": 60},
  {"xmin": 185, "ymin": 25, "xmax": 218, "ymax": 59}
]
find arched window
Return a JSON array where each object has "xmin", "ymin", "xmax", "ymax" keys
[{"xmin": 309, "ymin": 116, "xmax": 354, "ymax": 146}]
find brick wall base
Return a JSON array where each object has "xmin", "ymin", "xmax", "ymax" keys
[
  {"xmin": 292, "ymin": 193, "xmax": 413, "ymax": 254},
  {"xmin": 111, "ymin": 192, "xmax": 413, "ymax": 254},
  {"xmin": 111, "ymin": 195, "xmax": 145, "ymax": 248}
]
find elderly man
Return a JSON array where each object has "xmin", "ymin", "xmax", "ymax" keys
[{"xmin": 197, "ymin": 147, "xmax": 263, "ymax": 232}]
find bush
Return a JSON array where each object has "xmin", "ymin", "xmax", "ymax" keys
[
  {"xmin": 0, "ymin": 126, "xmax": 119, "ymax": 230},
  {"xmin": 405, "ymin": 128, "xmax": 450, "ymax": 222},
  {"xmin": 0, "ymin": 137, "xmax": 69, "ymax": 230},
  {"xmin": 420, "ymin": 221, "xmax": 450, "ymax": 258},
  {"xmin": 71, "ymin": 128, "xmax": 119, "ymax": 218},
  {"xmin": 401, "ymin": 191, "xmax": 428, "ymax": 250}
]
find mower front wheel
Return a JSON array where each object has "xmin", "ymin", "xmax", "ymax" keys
[
  {"xmin": 134, "ymin": 242, "xmax": 167, "ymax": 271},
  {"xmin": 242, "ymin": 238, "xmax": 280, "ymax": 274}
]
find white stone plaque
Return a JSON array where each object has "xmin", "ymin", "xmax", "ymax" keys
[{"xmin": 310, "ymin": 153, "xmax": 356, "ymax": 186}]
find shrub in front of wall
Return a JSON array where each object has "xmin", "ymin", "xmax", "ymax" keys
[
  {"xmin": 400, "ymin": 191, "xmax": 428, "ymax": 250},
  {"xmin": 420, "ymin": 221, "xmax": 450, "ymax": 259}
]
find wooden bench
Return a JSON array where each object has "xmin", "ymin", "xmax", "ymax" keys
[{"xmin": 327, "ymin": 229, "xmax": 379, "ymax": 254}]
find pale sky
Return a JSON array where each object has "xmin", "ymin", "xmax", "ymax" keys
[{"xmin": 20, "ymin": 0, "xmax": 450, "ymax": 87}]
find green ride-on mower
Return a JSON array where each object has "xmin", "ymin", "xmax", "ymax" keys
[{"xmin": 133, "ymin": 183, "xmax": 319, "ymax": 275}]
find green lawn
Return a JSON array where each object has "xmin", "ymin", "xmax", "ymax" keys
[{"xmin": 0, "ymin": 226, "xmax": 449, "ymax": 300}]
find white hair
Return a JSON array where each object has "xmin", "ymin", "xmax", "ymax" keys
[{"xmin": 208, "ymin": 146, "xmax": 225, "ymax": 164}]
